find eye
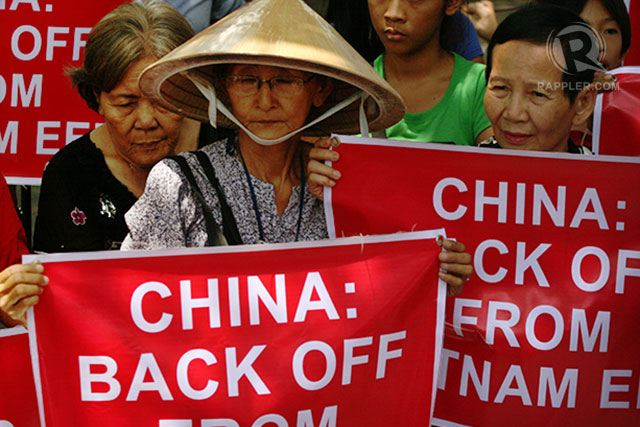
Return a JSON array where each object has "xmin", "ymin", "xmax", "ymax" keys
[
  {"xmin": 227, "ymin": 76, "xmax": 259, "ymax": 89},
  {"xmin": 117, "ymin": 102, "xmax": 136, "ymax": 108},
  {"xmin": 273, "ymin": 77, "xmax": 298, "ymax": 86},
  {"xmin": 237, "ymin": 76, "xmax": 258, "ymax": 84},
  {"xmin": 490, "ymin": 84, "xmax": 507, "ymax": 91},
  {"xmin": 532, "ymin": 91, "xmax": 548, "ymax": 99},
  {"xmin": 603, "ymin": 28, "xmax": 619, "ymax": 36}
]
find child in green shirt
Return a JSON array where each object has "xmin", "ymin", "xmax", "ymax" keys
[{"xmin": 368, "ymin": 0, "xmax": 492, "ymax": 146}]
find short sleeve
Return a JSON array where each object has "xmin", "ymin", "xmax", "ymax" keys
[
  {"xmin": 471, "ymin": 65, "xmax": 492, "ymax": 142},
  {"xmin": 455, "ymin": 12, "xmax": 484, "ymax": 61}
]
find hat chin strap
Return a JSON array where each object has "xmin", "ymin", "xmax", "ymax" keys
[{"xmin": 189, "ymin": 77, "xmax": 370, "ymax": 145}]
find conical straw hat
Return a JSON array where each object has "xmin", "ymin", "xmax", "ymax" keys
[{"xmin": 138, "ymin": 0, "xmax": 405, "ymax": 136}]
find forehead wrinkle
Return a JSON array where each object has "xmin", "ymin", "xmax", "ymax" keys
[
  {"xmin": 109, "ymin": 79, "xmax": 142, "ymax": 97},
  {"xmin": 491, "ymin": 42, "xmax": 570, "ymax": 101},
  {"xmin": 490, "ymin": 73, "xmax": 558, "ymax": 91},
  {"xmin": 107, "ymin": 90, "xmax": 140, "ymax": 101}
]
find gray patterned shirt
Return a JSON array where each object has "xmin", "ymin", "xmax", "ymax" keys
[{"xmin": 121, "ymin": 139, "xmax": 328, "ymax": 250}]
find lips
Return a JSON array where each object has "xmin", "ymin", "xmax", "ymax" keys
[
  {"xmin": 134, "ymin": 139, "xmax": 164, "ymax": 149},
  {"xmin": 501, "ymin": 131, "xmax": 532, "ymax": 145},
  {"xmin": 252, "ymin": 120, "xmax": 284, "ymax": 127},
  {"xmin": 384, "ymin": 28, "xmax": 406, "ymax": 42}
]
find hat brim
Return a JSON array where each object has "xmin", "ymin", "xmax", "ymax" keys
[{"xmin": 138, "ymin": 0, "xmax": 405, "ymax": 135}]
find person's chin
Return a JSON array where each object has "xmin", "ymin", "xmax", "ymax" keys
[
  {"xmin": 132, "ymin": 145, "xmax": 172, "ymax": 166},
  {"xmin": 381, "ymin": 40, "xmax": 414, "ymax": 56}
]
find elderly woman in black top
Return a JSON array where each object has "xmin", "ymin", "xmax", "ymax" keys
[{"xmin": 33, "ymin": 0, "xmax": 214, "ymax": 252}]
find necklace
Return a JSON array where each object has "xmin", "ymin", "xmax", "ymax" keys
[{"xmin": 238, "ymin": 147, "xmax": 305, "ymax": 242}]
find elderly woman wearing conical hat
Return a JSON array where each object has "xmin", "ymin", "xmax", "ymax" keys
[{"xmin": 121, "ymin": 0, "xmax": 472, "ymax": 294}]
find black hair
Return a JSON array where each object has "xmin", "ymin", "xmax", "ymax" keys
[
  {"xmin": 536, "ymin": 0, "xmax": 631, "ymax": 57},
  {"xmin": 329, "ymin": 0, "xmax": 383, "ymax": 63},
  {"xmin": 486, "ymin": 4, "xmax": 598, "ymax": 103},
  {"xmin": 67, "ymin": 0, "xmax": 194, "ymax": 112}
]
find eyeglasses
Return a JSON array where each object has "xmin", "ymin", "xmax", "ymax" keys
[{"xmin": 226, "ymin": 75, "xmax": 315, "ymax": 97}]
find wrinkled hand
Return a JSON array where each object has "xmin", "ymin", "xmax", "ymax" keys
[
  {"xmin": 438, "ymin": 239, "xmax": 473, "ymax": 297},
  {"xmin": 0, "ymin": 261, "xmax": 48, "ymax": 328},
  {"xmin": 307, "ymin": 136, "xmax": 342, "ymax": 201},
  {"xmin": 462, "ymin": 0, "xmax": 498, "ymax": 41}
]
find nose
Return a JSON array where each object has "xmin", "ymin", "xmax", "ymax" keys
[
  {"xmin": 384, "ymin": 0, "xmax": 405, "ymax": 22},
  {"xmin": 134, "ymin": 99, "xmax": 159, "ymax": 130},
  {"xmin": 503, "ymin": 93, "xmax": 529, "ymax": 123},
  {"xmin": 256, "ymin": 80, "xmax": 276, "ymax": 111}
]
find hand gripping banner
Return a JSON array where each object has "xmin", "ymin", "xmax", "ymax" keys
[{"xmin": 26, "ymin": 233, "xmax": 446, "ymax": 426}]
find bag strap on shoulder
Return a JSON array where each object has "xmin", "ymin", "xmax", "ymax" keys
[
  {"xmin": 192, "ymin": 150, "xmax": 243, "ymax": 246},
  {"xmin": 168, "ymin": 155, "xmax": 227, "ymax": 247}
]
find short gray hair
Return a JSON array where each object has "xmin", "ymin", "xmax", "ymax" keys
[{"xmin": 68, "ymin": 0, "xmax": 194, "ymax": 112}]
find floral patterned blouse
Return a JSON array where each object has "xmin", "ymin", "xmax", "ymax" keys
[{"xmin": 122, "ymin": 138, "xmax": 328, "ymax": 250}]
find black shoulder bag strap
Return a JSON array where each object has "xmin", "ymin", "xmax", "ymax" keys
[
  {"xmin": 168, "ymin": 156, "xmax": 227, "ymax": 247},
  {"xmin": 192, "ymin": 150, "xmax": 243, "ymax": 246}
]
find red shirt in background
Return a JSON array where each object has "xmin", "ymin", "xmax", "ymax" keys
[{"xmin": 0, "ymin": 173, "xmax": 29, "ymax": 269}]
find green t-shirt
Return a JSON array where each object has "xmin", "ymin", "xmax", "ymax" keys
[{"xmin": 374, "ymin": 52, "xmax": 491, "ymax": 146}]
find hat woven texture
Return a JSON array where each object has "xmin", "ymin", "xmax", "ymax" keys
[{"xmin": 138, "ymin": 0, "xmax": 405, "ymax": 135}]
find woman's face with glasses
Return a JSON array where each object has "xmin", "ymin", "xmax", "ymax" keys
[{"xmin": 225, "ymin": 64, "xmax": 330, "ymax": 141}]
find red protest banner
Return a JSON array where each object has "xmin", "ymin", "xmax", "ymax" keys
[
  {"xmin": 0, "ymin": 0, "xmax": 125, "ymax": 184},
  {"xmin": 325, "ymin": 136, "xmax": 640, "ymax": 426},
  {"xmin": 624, "ymin": 0, "xmax": 639, "ymax": 66},
  {"xmin": 592, "ymin": 67, "xmax": 640, "ymax": 156},
  {"xmin": 27, "ymin": 233, "xmax": 445, "ymax": 426},
  {"xmin": 0, "ymin": 327, "xmax": 39, "ymax": 427}
]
